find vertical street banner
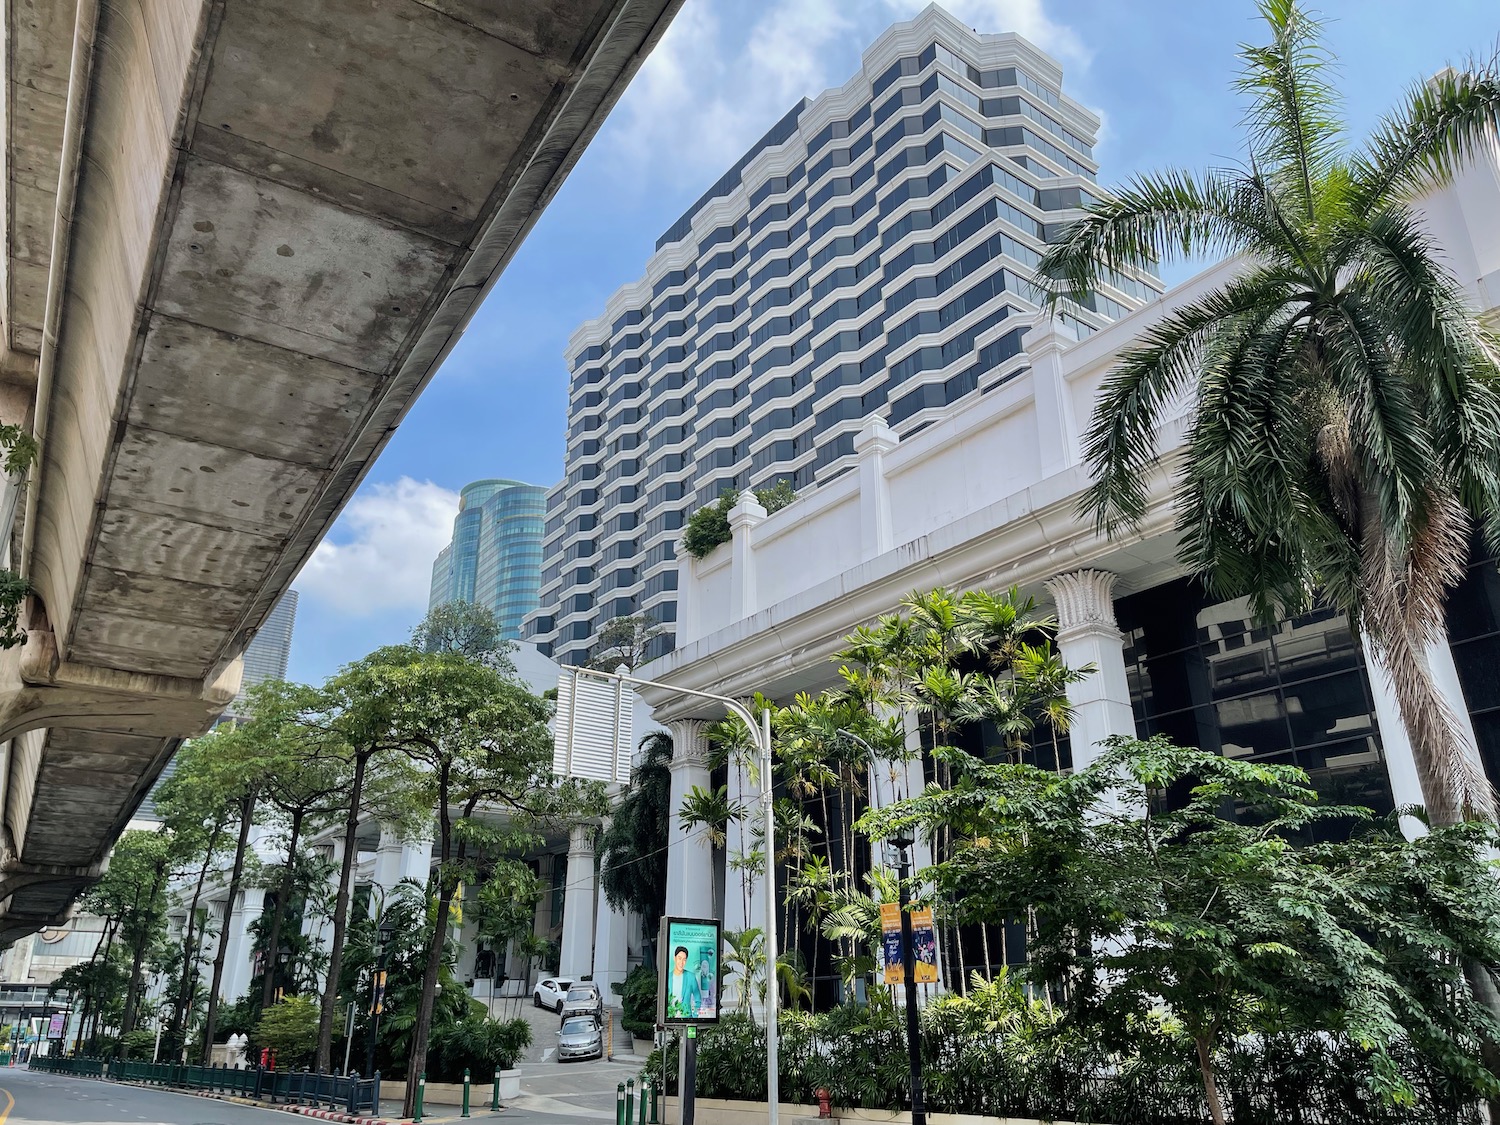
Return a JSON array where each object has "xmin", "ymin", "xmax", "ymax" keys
[
  {"xmin": 910, "ymin": 906, "xmax": 939, "ymax": 983},
  {"xmin": 880, "ymin": 902, "xmax": 940, "ymax": 984},
  {"xmin": 47, "ymin": 1013, "xmax": 64, "ymax": 1038},
  {"xmin": 657, "ymin": 916, "xmax": 720, "ymax": 1025},
  {"xmin": 880, "ymin": 902, "xmax": 903, "ymax": 984}
]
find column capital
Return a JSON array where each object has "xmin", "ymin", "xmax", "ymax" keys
[
  {"xmin": 668, "ymin": 718, "xmax": 712, "ymax": 770},
  {"xmin": 568, "ymin": 823, "xmax": 596, "ymax": 857},
  {"xmin": 1045, "ymin": 568, "xmax": 1121, "ymax": 638}
]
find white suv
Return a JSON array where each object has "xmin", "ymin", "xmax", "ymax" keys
[{"xmin": 533, "ymin": 976, "xmax": 574, "ymax": 1012}]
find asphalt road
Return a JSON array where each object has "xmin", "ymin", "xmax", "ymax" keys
[{"xmin": 0, "ymin": 1066, "xmax": 294, "ymax": 1125}]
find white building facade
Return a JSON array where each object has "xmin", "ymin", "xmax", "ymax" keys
[
  {"xmin": 637, "ymin": 134, "xmax": 1500, "ymax": 991},
  {"xmin": 524, "ymin": 5, "xmax": 1163, "ymax": 668}
]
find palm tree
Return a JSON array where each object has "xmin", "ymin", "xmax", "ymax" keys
[{"xmin": 1037, "ymin": 0, "xmax": 1500, "ymax": 828}]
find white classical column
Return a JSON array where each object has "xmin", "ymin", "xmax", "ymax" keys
[
  {"xmin": 559, "ymin": 824, "xmax": 598, "ymax": 979},
  {"xmin": 854, "ymin": 417, "xmax": 898, "ymax": 560},
  {"xmin": 372, "ymin": 823, "xmax": 405, "ymax": 891},
  {"xmin": 400, "ymin": 833, "xmax": 434, "ymax": 887},
  {"xmin": 1027, "ymin": 320, "xmax": 1079, "ymax": 478},
  {"xmin": 728, "ymin": 493, "xmax": 767, "ymax": 621},
  {"xmin": 221, "ymin": 888, "xmax": 265, "ymax": 1002},
  {"xmin": 665, "ymin": 719, "xmax": 714, "ymax": 918},
  {"xmin": 1044, "ymin": 569, "xmax": 1138, "ymax": 771},
  {"xmin": 1363, "ymin": 630, "xmax": 1486, "ymax": 838},
  {"xmin": 591, "ymin": 877, "xmax": 630, "ymax": 998}
]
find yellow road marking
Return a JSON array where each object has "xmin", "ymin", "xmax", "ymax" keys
[{"xmin": 0, "ymin": 1084, "xmax": 14, "ymax": 1125}]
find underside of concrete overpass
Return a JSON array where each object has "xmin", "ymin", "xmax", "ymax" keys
[{"xmin": 0, "ymin": 0, "xmax": 683, "ymax": 943}]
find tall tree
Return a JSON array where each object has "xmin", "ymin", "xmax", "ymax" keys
[
  {"xmin": 586, "ymin": 613, "xmax": 664, "ymax": 670},
  {"xmin": 98, "ymin": 830, "xmax": 175, "ymax": 1046},
  {"xmin": 197, "ymin": 718, "xmax": 271, "ymax": 1061},
  {"xmin": 253, "ymin": 690, "xmax": 347, "ymax": 1015},
  {"xmin": 305, "ymin": 653, "xmax": 427, "ymax": 1073},
  {"xmin": 154, "ymin": 737, "xmax": 236, "ymax": 1057},
  {"xmin": 1035, "ymin": 1, "xmax": 1500, "ymax": 825},
  {"xmin": 599, "ymin": 732, "xmax": 674, "ymax": 923},
  {"xmin": 340, "ymin": 643, "xmax": 599, "ymax": 1115},
  {"xmin": 414, "ymin": 600, "xmax": 517, "ymax": 672}
]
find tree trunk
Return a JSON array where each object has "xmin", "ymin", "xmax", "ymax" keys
[
  {"xmin": 405, "ymin": 768, "xmax": 452, "ymax": 1118},
  {"xmin": 315, "ymin": 749, "xmax": 369, "ymax": 1071},
  {"xmin": 201, "ymin": 792, "xmax": 256, "ymax": 1062},
  {"xmin": 120, "ymin": 864, "xmax": 167, "ymax": 1043},
  {"xmin": 1195, "ymin": 1034, "xmax": 1227, "ymax": 1125},
  {"xmin": 71, "ymin": 920, "xmax": 109, "ymax": 1054},
  {"xmin": 261, "ymin": 809, "xmax": 305, "ymax": 1009},
  {"xmin": 170, "ymin": 819, "xmax": 225, "ymax": 1051}
]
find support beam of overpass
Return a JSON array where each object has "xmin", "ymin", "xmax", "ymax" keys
[{"xmin": 0, "ymin": 0, "xmax": 683, "ymax": 944}]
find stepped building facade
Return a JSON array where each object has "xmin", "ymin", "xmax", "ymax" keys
[{"xmin": 525, "ymin": 6, "xmax": 1162, "ymax": 666}]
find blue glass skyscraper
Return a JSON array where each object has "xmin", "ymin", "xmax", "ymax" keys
[{"xmin": 428, "ymin": 479, "xmax": 548, "ymax": 638}]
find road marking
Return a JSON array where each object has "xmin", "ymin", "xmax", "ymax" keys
[{"xmin": 0, "ymin": 1085, "xmax": 15, "ymax": 1125}]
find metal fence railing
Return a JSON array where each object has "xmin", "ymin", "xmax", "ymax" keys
[{"xmin": 28, "ymin": 1055, "xmax": 382, "ymax": 1115}]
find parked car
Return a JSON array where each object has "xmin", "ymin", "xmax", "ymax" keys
[
  {"xmin": 557, "ymin": 1015, "xmax": 603, "ymax": 1062},
  {"xmin": 533, "ymin": 976, "xmax": 575, "ymax": 1012},
  {"xmin": 561, "ymin": 983, "xmax": 603, "ymax": 1020}
]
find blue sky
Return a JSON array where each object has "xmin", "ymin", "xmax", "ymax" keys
[{"xmin": 286, "ymin": 0, "xmax": 1500, "ymax": 686}]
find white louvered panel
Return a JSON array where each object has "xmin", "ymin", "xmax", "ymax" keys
[{"xmin": 553, "ymin": 670, "xmax": 634, "ymax": 784}]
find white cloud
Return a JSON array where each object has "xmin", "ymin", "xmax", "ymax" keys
[
  {"xmin": 297, "ymin": 477, "xmax": 459, "ymax": 616},
  {"xmin": 607, "ymin": 0, "xmax": 1089, "ymax": 186}
]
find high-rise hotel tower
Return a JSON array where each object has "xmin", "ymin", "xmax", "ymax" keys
[{"xmin": 526, "ymin": 5, "xmax": 1162, "ymax": 666}]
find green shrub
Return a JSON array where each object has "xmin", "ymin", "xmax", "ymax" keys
[
  {"xmin": 636, "ymin": 986, "xmax": 1480, "ymax": 1125},
  {"xmin": 254, "ymin": 996, "xmax": 319, "ymax": 1067},
  {"xmin": 681, "ymin": 481, "xmax": 797, "ymax": 559},
  {"xmin": 616, "ymin": 965, "xmax": 658, "ymax": 1038},
  {"xmin": 429, "ymin": 1015, "xmax": 531, "ymax": 1081},
  {"xmin": 117, "ymin": 1029, "xmax": 157, "ymax": 1061}
]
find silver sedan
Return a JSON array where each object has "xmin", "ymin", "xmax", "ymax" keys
[{"xmin": 557, "ymin": 1015, "xmax": 603, "ymax": 1062}]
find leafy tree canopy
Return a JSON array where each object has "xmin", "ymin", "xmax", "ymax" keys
[{"xmin": 861, "ymin": 735, "xmax": 1500, "ymax": 1122}]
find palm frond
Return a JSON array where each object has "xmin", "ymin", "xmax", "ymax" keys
[
  {"xmin": 1351, "ymin": 58, "xmax": 1500, "ymax": 210},
  {"xmin": 1234, "ymin": 0, "xmax": 1344, "ymax": 220},
  {"xmin": 1081, "ymin": 269, "xmax": 1306, "ymax": 532},
  {"xmin": 1036, "ymin": 168, "xmax": 1275, "ymax": 307}
]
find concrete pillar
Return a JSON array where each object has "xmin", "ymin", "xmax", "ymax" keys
[
  {"xmin": 665, "ymin": 719, "xmax": 715, "ymax": 918},
  {"xmin": 591, "ymin": 874, "xmax": 630, "ymax": 999},
  {"xmin": 559, "ymin": 825, "xmax": 598, "ymax": 979},
  {"xmin": 675, "ymin": 533, "xmax": 698, "ymax": 646},
  {"xmin": 728, "ymin": 494, "xmax": 767, "ymax": 621},
  {"xmin": 1028, "ymin": 321, "xmax": 1079, "ymax": 478},
  {"xmin": 1044, "ymin": 569, "xmax": 1137, "ymax": 771},
  {"xmin": 854, "ymin": 417, "xmax": 898, "ymax": 560},
  {"xmin": 221, "ymin": 888, "xmax": 264, "ymax": 1002},
  {"xmin": 1363, "ymin": 630, "xmax": 1486, "ymax": 838}
]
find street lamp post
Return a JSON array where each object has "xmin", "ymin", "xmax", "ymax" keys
[
  {"xmin": 275, "ymin": 947, "xmax": 292, "ymax": 1002},
  {"xmin": 887, "ymin": 837, "xmax": 927, "ymax": 1125},
  {"xmin": 563, "ymin": 667, "xmax": 779, "ymax": 1125},
  {"xmin": 365, "ymin": 911, "xmax": 397, "ymax": 1080}
]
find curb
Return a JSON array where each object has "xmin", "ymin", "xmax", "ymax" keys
[{"xmin": 120, "ymin": 1081, "xmax": 392, "ymax": 1125}]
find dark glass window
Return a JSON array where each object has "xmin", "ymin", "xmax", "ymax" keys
[
  {"xmin": 1115, "ymin": 578, "xmax": 1394, "ymax": 829},
  {"xmin": 1447, "ymin": 536, "xmax": 1500, "ymax": 784}
]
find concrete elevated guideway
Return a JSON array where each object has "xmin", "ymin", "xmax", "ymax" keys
[{"xmin": 0, "ymin": 0, "xmax": 683, "ymax": 943}]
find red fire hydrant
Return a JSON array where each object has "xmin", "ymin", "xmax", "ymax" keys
[{"xmin": 816, "ymin": 1088, "xmax": 832, "ymax": 1119}]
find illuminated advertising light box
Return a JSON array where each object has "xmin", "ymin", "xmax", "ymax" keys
[{"xmin": 656, "ymin": 916, "xmax": 721, "ymax": 1026}]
